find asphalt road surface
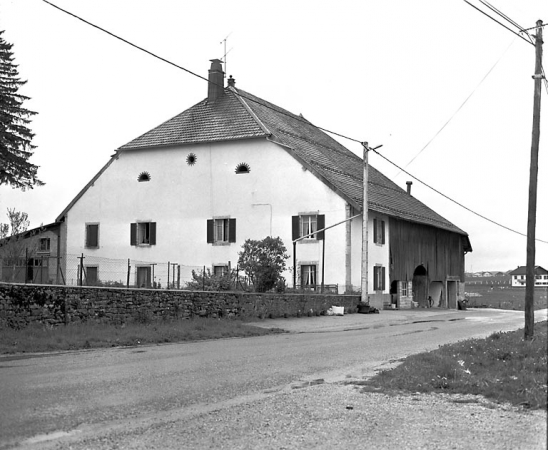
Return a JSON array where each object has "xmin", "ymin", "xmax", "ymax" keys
[{"xmin": 0, "ymin": 308, "xmax": 546, "ymax": 449}]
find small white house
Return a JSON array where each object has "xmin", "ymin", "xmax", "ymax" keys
[
  {"xmin": 55, "ymin": 60, "xmax": 471, "ymax": 309},
  {"xmin": 509, "ymin": 266, "xmax": 548, "ymax": 287}
]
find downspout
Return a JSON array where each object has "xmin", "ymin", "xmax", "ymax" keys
[{"xmin": 345, "ymin": 203, "xmax": 352, "ymax": 293}]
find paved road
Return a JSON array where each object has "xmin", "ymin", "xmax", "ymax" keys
[{"xmin": 0, "ymin": 308, "xmax": 546, "ymax": 449}]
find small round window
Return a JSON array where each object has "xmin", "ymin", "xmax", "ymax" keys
[
  {"xmin": 138, "ymin": 171, "xmax": 151, "ymax": 182},
  {"xmin": 235, "ymin": 163, "xmax": 250, "ymax": 174},
  {"xmin": 186, "ymin": 153, "xmax": 197, "ymax": 166}
]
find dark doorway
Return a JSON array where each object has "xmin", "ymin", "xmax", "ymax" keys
[{"xmin": 412, "ymin": 265, "xmax": 428, "ymax": 307}]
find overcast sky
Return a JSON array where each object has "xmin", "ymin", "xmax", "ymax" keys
[{"xmin": 1, "ymin": 0, "xmax": 546, "ymax": 272}]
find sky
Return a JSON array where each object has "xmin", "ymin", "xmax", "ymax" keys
[{"xmin": 0, "ymin": 0, "xmax": 546, "ymax": 272}]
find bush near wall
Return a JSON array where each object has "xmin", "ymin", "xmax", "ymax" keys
[{"xmin": 0, "ymin": 283, "xmax": 361, "ymax": 329}]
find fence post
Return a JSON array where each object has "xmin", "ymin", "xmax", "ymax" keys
[
  {"xmin": 177, "ymin": 265, "xmax": 181, "ymax": 289},
  {"xmin": 203, "ymin": 265, "xmax": 206, "ymax": 291},
  {"xmin": 126, "ymin": 259, "xmax": 131, "ymax": 288},
  {"xmin": 79, "ymin": 253, "xmax": 85, "ymax": 286},
  {"xmin": 167, "ymin": 261, "xmax": 170, "ymax": 289}
]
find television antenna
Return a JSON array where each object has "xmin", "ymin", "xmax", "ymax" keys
[{"xmin": 220, "ymin": 33, "xmax": 233, "ymax": 78}]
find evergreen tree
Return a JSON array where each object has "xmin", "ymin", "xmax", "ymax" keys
[{"xmin": 0, "ymin": 30, "xmax": 42, "ymax": 190}]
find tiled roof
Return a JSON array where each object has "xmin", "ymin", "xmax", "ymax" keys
[
  {"xmin": 509, "ymin": 266, "xmax": 548, "ymax": 276},
  {"xmin": 119, "ymin": 92, "xmax": 268, "ymax": 150},
  {"xmin": 119, "ymin": 87, "xmax": 469, "ymax": 240}
]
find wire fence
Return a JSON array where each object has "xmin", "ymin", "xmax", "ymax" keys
[{"xmin": 2, "ymin": 253, "xmax": 347, "ymax": 293}]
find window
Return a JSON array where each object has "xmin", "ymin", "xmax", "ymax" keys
[
  {"xmin": 373, "ymin": 265, "xmax": 386, "ymax": 291},
  {"xmin": 85, "ymin": 223, "xmax": 99, "ymax": 248},
  {"xmin": 39, "ymin": 238, "xmax": 51, "ymax": 252},
  {"xmin": 301, "ymin": 264, "xmax": 317, "ymax": 287},
  {"xmin": 130, "ymin": 222, "xmax": 156, "ymax": 246},
  {"xmin": 235, "ymin": 163, "xmax": 250, "ymax": 174},
  {"xmin": 373, "ymin": 218, "xmax": 385, "ymax": 245},
  {"xmin": 401, "ymin": 281, "xmax": 408, "ymax": 297},
  {"xmin": 85, "ymin": 266, "xmax": 99, "ymax": 286},
  {"xmin": 207, "ymin": 218, "xmax": 236, "ymax": 244},
  {"xmin": 213, "ymin": 265, "xmax": 228, "ymax": 277},
  {"xmin": 137, "ymin": 171, "xmax": 151, "ymax": 182},
  {"xmin": 292, "ymin": 214, "xmax": 325, "ymax": 240}
]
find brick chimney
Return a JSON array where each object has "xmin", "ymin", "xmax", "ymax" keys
[
  {"xmin": 208, "ymin": 59, "xmax": 225, "ymax": 102},
  {"xmin": 406, "ymin": 181, "xmax": 413, "ymax": 195}
]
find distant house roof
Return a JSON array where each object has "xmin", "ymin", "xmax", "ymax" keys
[
  {"xmin": 509, "ymin": 266, "xmax": 548, "ymax": 276},
  {"xmin": 120, "ymin": 85, "xmax": 471, "ymax": 249}
]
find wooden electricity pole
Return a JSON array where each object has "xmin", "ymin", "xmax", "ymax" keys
[
  {"xmin": 361, "ymin": 142, "xmax": 369, "ymax": 305},
  {"xmin": 524, "ymin": 20, "xmax": 543, "ymax": 340}
]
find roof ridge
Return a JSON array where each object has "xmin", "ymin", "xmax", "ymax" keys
[{"xmin": 229, "ymin": 86, "xmax": 272, "ymax": 136}]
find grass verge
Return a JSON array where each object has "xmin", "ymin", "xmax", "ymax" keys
[
  {"xmin": 0, "ymin": 319, "xmax": 286, "ymax": 355},
  {"xmin": 359, "ymin": 321, "xmax": 547, "ymax": 410}
]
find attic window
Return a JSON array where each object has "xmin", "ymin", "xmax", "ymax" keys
[
  {"xmin": 186, "ymin": 153, "xmax": 197, "ymax": 166},
  {"xmin": 235, "ymin": 163, "xmax": 250, "ymax": 174},
  {"xmin": 138, "ymin": 172, "xmax": 151, "ymax": 182}
]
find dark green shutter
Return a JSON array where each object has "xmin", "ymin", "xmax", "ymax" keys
[
  {"xmin": 373, "ymin": 218, "xmax": 378, "ymax": 243},
  {"xmin": 374, "ymin": 266, "xmax": 379, "ymax": 290},
  {"xmin": 381, "ymin": 220, "xmax": 386, "ymax": 244},
  {"xmin": 229, "ymin": 219, "xmax": 236, "ymax": 243},
  {"xmin": 130, "ymin": 223, "xmax": 137, "ymax": 246},
  {"xmin": 207, "ymin": 219, "xmax": 214, "ymax": 243},
  {"xmin": 292, "ymin": 216, "xmax": 299, "ymax": 240},
  {"xmin": 381, "ymin": 266, "xmax": 386, "ymax": 290},
  {"xmin": 317, "ymin": 214, "xmax": 325, "ymax": 240},
  {"xmin": 149, "ymin": 222, "xmax": 156, "ymax": 245}
]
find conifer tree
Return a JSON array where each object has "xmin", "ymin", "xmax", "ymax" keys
[{"xmin": 0, "ymin": 30, "xmax": 42, "ymax": 190}]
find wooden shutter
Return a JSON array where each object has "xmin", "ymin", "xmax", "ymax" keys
[
  {"xmin": 130, "ymin": 223, "xmax": 137, "ymax": 246},
  {"xmin": 373, "ymin": 218, "xmax": 378, "ymax": 243},
  {"xmin": 381, "ymin": 220, "xmax": 386, "ymax": 244},
  {"xmin": 207, "ymin": 219, "xmax": 214, "ymax": 243},
  {"xmin": 374, "ymin": 266, "xmax": 379, "ymax": 290},
  {"xmin": 317, "ymin": 214, "xmax": 325, "ymax": 240},
  {"xmin": 149, "ymin": 222, "xmax": 157, "ymax": 245},
  {"xmin": 381, "ymin": 266, "xmax": 386, "ymax": 290},
  {"xmin": 292, "ymin": 216, "xmax": 299, "ymax": 241},
  {"xmin": 228, "ymin": 219, "xmax": 236, "ymax": 243},
  {"xmin": 86, "ymin": 224, "xmax": 99, "ymax": 248}
]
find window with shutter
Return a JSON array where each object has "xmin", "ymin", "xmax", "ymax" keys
[
  {"xmin": 85, "ymin": 223, "xmax": 99, "ymax": 248},
  {"xmin": 293, "ymin": 214, "xmax": 325, "ymax": 241},
  {"xmin": 207, "ymin": 218, "xmax": 236, "ymax": 244},
  {"xmin": 130, "ymin": 222, "xmax": 156, "ymax": 246},
  {"xmin": 373, "ymin": 218, "xmax": 385, "ymax": 245}
]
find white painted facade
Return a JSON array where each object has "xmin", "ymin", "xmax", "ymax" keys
[{"xmin": 61, "ymin": 138, "xmax": 390, "ymax": 294}]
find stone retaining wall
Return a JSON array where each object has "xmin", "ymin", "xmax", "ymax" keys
[{"xmin": 0, "ymin": 283, "xmax": 361, "ymax": 329}]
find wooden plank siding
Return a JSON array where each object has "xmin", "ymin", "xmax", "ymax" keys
[{"xmin": 389, "ymin": 219, "xmax": 467, "ymax": 282}]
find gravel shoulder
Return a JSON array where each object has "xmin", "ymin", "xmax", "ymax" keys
[{"xmin": 37, "ymin": 381, "xmax": 546, "ymax": 450}]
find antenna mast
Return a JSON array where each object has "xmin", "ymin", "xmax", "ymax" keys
[{"xmin": 220, "ymin": 33, "xmax": 232, "ymax": 78}]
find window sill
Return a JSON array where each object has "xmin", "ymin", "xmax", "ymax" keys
[
  {"xmin": 298, "ymin": 239, "xmax": 318, "ymax": 244},
  {"xmin": 212, "ymin": 242, "xmax": 231, "ymax": 246}
]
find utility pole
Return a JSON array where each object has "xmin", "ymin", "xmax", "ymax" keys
[
  {"xmin": 361, "ymin": 142, "xmax": 369, "ymax": 305},
  {"xmin": 524, "ymin": 20, "xmax": 543, "ymax": 340}
]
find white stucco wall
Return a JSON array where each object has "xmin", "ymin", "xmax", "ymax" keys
[{"xmin": 63, "ymin": 139, "xmax": 362, "ymax": 289}]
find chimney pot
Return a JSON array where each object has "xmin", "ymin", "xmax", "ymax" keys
[
  {"xmin": 208, "ymin": 59, "xmax": 225, "ymax": 102},
  {"xmin": 406, "ymin": 181, "xmax": 412, "ymax": 195},
  {"xmin": 227, "ymin": 75, "xmax": 235, "ymax": 87}
]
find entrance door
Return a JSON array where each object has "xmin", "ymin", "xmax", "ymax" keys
[
  {"xmin": 412, "ymin": 265, "xmax": 428, "ymax": 307},
  {"xmin": 137, "ymin": 266, "xmax": 151, "ymax": 288}
]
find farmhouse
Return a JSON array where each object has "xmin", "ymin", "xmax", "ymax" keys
[
  {"xmin": 509, "ymin": 266, "xmax": 548, "ymax": 287},
  {"xmin": 0, "ymin": 222, "xmax": 63, "ymax": 284},
  {"xmin": 54, "ymin": 59, "xmax": 472, "ymax": 309}
]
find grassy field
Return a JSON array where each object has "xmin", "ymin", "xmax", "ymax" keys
[
  {"xmin": 465, "ymin": 285, "xmax": 548, "ymax": 310},
  {"xmin": 0, "ymin": 318, "xmax": 286, "ymax": 355},
  {"xmin": 359, "ymin": 321, "xmax": 548, "ymax": 410}
]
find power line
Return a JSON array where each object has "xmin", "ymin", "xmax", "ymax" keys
[
  {"xmin": 395, "ymin": 37, "xmax": 516, "ymax": 176},
  {"xmin": 463, "ymin": 0, "xmax": 534, "ymax": 46},
  {"xmin": 370, "ymin": 147, "xmax": 548, "ymax": 245},
  {"xmin": 42, "ymin": 0, "xmax": 546, "ymax": 244},
  {"xmin": 42, "ymin": 0, "xmax": 362, "ymax": 145}
]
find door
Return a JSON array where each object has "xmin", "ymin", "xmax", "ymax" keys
[
  {"xmin": 136, "ymin": 266, "xmax": 151, "ymax": 288},
  {"xmin": 412, "ymin": 265, "xmax": 428, "ymax": 307}
]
